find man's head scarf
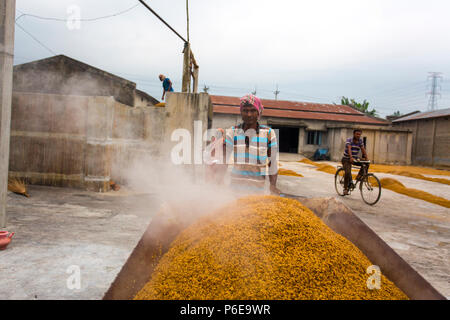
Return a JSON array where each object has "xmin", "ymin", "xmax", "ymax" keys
[{"xmin": 240, "ymin": 94, "xmax": 264, "ymax": 115}]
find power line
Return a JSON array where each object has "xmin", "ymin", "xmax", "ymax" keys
[
  {"xmin": 138, "ymin": 0, "xmax": 187, "ymax": 43},
  {"xmin": 427, "ymin": 72, "xmax": 443, "ymax": 111},
  {"xmin": 273, "ymin": 84, "xmax": 280, "ymax": 100},
  {"xmin": 368, "ymin": 81, "xmax": 427, "ymax": 96},
  {"xmin": 66, "ymin": 61, "xmax": 429, "ymax": 105},
  {"xmin": 15, "ymin": 22, "xmax": 56, "ymax": 56},
  {"xmin": 279, "ymin": 89, "xmax": 334, "ymax": 102},
  {"xmin": 15, "ymin": 3, "xmax": 140, "ymax": 23},
  {"xmin": 376, "ymin": 96, "xmax": 427, "ymax": 106},
  {"xmin": 374, "ymin": 93, "xmax": 428, "ymax": 104}
]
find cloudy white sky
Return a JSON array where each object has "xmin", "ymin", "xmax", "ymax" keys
[{"xmin": 13, "ymin": 0, "xmax": 450, "ymax": 117}]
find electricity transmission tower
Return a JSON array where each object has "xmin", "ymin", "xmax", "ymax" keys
[
  {"xmin": 274, "ymin": 84, "xmax": 280, "ymax": 100},
  {"xmin": 427, "ymin": 72, "xmax": 443, "ymax": 111}
]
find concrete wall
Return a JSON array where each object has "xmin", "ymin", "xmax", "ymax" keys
[
  {"xmin": 134, "ymin": 90, "xmax": 159, "ymax": 108},
  {"xmin": 0, "ymin": 0, "xmax": 16, "ymax": 227},
  {"xmin": 9, "ymin": 92, "xmax": 212, "ymax": 191},
  {"xmin": 13, "ymin": 55, "xmax": 137, "ymax": 106},
  {"xmin": 162, "ymin": 92, "xmax": 213, "ymax": 163},
  {"xmin": 327, "ymin": 127, "xmax": 412, "ymax": 165},
  {"xmin": 434, "ymin": 118, "xmax": 450, "ymax": 167},
  {"xmin": 394, "ymin": 117, "xmax": 450, "ymax": 168}
]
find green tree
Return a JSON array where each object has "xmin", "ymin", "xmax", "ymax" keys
[
  {"xmin": 389, "ymin": 110, "xmax": 402, "ymax": 117},
  {"xmin": 340, "ymin": 96, "xmax": 378, "ymax": 117}
]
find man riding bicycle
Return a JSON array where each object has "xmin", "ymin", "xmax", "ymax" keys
[{"xmin": 342, "ymin": 129, "xmax": 369, "ymax": 195}]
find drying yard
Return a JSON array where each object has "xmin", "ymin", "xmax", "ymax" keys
[{"xmin": 1, "ymin": 155, "xmax": 449, "ymax": 300}]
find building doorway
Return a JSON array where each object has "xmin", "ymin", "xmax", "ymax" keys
[{"xmin": 271, "ymin": 126, "xmax": 299, "ymax": 153}]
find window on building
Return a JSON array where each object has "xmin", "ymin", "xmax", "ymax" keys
[{"xmin": 307, "ymin": 131, "xmax": 323, "ymax": 145}]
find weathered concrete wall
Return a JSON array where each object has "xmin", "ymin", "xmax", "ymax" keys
[
  {"xmin": 328, "ymin": 127, "xmax": 412, "ymax": 165},
  {"xmin": 13, "ymin": 55, "xmax": 137, "ymax": 106},
  {"xmin": 298, "ymin": 127, "xmax": 328, "ymax": 157},
  {"xmin": 212, "ymin": 113, "xmax": 241, "ymax": 129},
  {"xmin": 394, "ymin": 117, "xmax": 450, "ymax": 168},
  {"xmin": 9, "ymin": 91, "xmax": 212, "ymax": 191},
  {"xmin": 134, "ymin": 89, "xmax": 159, "ymax": 108},
  {"xmin": 0, "ymin": 0, "xmax": 16, "ymax": 227},
  {"xmin": 434, "ymin": 118, "xmax": 450, "ymax": 168},
  {"xmin": 9, "ymin": 93, "xmax": 165, "ymax": 191},
  {"xmin": 9, "ymin": 93, "xmax": 88, "ymax": 188},
  {"xmin": 163, "ymin": 92, "xmax": 213, "ymax": 163}
]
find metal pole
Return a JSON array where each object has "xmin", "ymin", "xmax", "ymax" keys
[
  {"xmin": 0, "ymin": 0, "xmax": 16, "ymax": 227},
  {"xmin": 138, "ymin": 0, "xmax": 187, "ymax": 43}
]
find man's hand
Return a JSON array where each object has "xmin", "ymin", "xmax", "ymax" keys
[
  {"xmin": 270, "ymin": 185, "xmax": 281, "ymax": 196},
  {"xmin": 350, "ymin": 157, "xmax": 354, "ymax": 164}
]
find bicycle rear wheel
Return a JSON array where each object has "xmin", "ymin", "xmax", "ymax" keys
[
  {"xmin": 334, "ymin": 168, "xmax": 346, "ymax": 196},
  {"xmin": 360, "ymin": 173, "xmax": 381, "ymax": 205}
]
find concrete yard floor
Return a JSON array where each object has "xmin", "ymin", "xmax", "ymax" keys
[
  {"xmin": 1, "ymin": 159, "xmax": 449, "ymax": 300},
  {"xmin": 0, "ymin": 186, "xmax": 162, "ymax": 299},
  {"xmin": 278, "ymin": 160, "xmax": 450, "ymax": 298}
]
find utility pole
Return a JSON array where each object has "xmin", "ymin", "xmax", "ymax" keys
[
  {"xmin": 186, "ymin": 0, "xmax": 189, "ymax": 43},
  {"xmin": 427, "ymin": 72, "xmax": 443, "ymax": 111},
  {"xmin": 182, "ymin": 42, "xmax": 191, "ymax": 92},
  {"xmin": 138, "ymin": 1, "xmax": 199, "ymax": 93},
  {"xmin": 0, "ymin": 0, "xmax": 16, "ymax": 227},
  {"xmin": 274, "ymin": 84, "xmax": 280, "ymax": 100}
]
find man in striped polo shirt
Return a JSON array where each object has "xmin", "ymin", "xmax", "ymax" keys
[
  {"xmin": 342, "ymin": 129, "xmax": 369, "ymax": 195},
  {"xmin": 206, "ymin": 94, "xmax": 280, "ymax": 195}
]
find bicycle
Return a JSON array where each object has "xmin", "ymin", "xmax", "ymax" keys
[{"xmin": 334, "ymin": 160, "xmax": 381, "ymax": 205}]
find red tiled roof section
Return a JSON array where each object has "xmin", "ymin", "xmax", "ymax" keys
[
  {"xmin": 211, "ymin": 95, "xmax": 361, "ymax": 115},
  {"xmin": 211, "ymin": 95, "xmax": 387, "ymax": 125}
]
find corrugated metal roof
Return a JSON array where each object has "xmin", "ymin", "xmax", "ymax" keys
[
  {"xmin": 392, "ymin": 108, "xmax": 450, "ymax": 122},
  {"xmin": 211, "ymin": 95, "xmax": 387, "ymax": 125}
]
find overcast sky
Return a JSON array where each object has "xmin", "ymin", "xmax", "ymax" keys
[{"xmin": 13, "ymin": 0, "xmax": 450, "ymax": 117}]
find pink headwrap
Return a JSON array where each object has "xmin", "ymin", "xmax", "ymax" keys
[{"xmin": 240, "ymin": 94, "xmax": 264, "ymax": 115}]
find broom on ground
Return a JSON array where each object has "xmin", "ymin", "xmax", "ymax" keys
[{"xmin": 8, "ymin": 178, "xmax": 30, "ymax": 197}]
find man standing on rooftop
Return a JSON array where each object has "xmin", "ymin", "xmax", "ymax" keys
[{"xmin": 159, "ymin": 74, "xmax": 174, "ymax": 101}]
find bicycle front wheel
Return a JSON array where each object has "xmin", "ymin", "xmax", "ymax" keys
[
  {"xmin": 334, "ymin": 168, "xmax": 346, "ymax": 196},
  {"xmin": 360, "ymin": 173, "xmax": 381, "ymax": 205}
]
